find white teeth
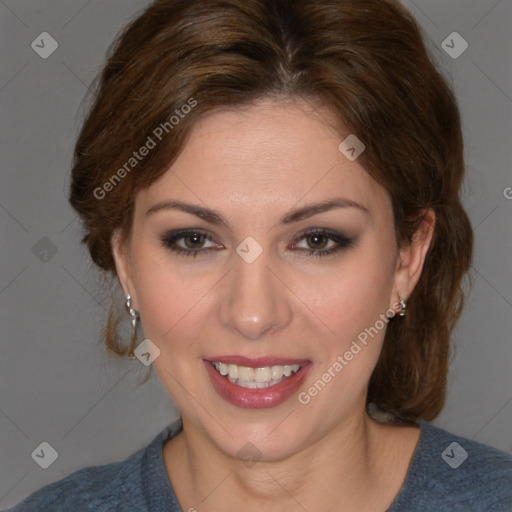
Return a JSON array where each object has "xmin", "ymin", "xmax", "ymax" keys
[
  {"xmin": 255, "ymin": 367, "xmax": 271, "ymax": 382},
  {"xmin": 230, "ymin": 378, "xmax": 284, "ymax": 389},
  {"xmin": 212, "ymin": 361, "xmax": 303, "ymax": 388},
  {"xmin": 228, "ymin": 364, "xmax": 238, "ymax": 379},
  {"xmin": 238, "ymin": 366, "xmax": 254, "ymax": 381},
  {"xmin": 270, "ymin": 365, "xmax": 284, "ymax": 379}
]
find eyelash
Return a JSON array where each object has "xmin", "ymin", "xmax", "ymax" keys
[{"xmin": 160, "ymin": 228, "xmax": 355, "ymax": 258}]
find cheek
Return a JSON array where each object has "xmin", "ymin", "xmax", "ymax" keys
[
  {"xmin": 304, "ymin": 247, "xmax": 395, "ymax": 342},
  {"xmin": 130, "ymin": 248, "xmax": 209, "ymax": 351},
  {"xmin": 298, "ymin": 241, "xmax": 396, "ymax": 402}
]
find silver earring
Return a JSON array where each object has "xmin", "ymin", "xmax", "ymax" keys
[
  {"xmin": 125, "ymin": 293, "xmax": 138, "ymax": 359},
  {"xmin": 398, "ymin": 296, "xmax": 407, "ymax": 317}
]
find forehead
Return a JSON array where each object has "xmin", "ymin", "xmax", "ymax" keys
[{"xmin": 135, "ymin": 98, "xmax": 391, "ymax": 221}]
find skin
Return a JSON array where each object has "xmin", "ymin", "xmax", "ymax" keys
[{"xmin": 111, "ymin": 97, "xmax": 435, "ymax": 511}]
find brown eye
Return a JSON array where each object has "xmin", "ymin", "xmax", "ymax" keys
[
  {"xmin": 182, "ymin": 232, "xmax": 207, "ymax": 249},
  {"xmin": 161, "ymin": 229, "xmax": 219, "ymax": 258},
  {"xmin": 305, "ymin": 233, "xmax": 330, "ymax": 250},
  {"xmin": 291, "ymin": 229, "xmax": 355, "ymax": 258}
]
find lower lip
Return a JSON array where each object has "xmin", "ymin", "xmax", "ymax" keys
[{"xmin": 204, "ymin": 360, "xmax": 312, "ymax": 409}]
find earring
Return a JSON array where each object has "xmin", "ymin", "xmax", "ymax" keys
[
  {"xmin": 125, "ymin": 293, "xmax": 138, "ymax": 359},
  {"xmin": 398, "ymin": 296, "xmax": 407, "ymax": 317}
]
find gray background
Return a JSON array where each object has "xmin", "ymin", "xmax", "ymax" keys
[{"xmin": 0, "ymin": 0, "xmax": 511, "ymax": 508}]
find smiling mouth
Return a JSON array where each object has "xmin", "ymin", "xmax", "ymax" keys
[{"xmin": 210, "ymin": 361, "xmax": 303, "ymax": 389}]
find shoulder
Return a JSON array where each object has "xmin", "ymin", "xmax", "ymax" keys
[
  {"xmin": 5, "ymin": 421, "xmax": 181, "ymax": 512},
  {"xmin": 389, "ymin": 421, "xmax": 512, "ymax": 511},
  {"xmin": 5, "ymin": 448, "xmax": 145, "ymax": 512}
]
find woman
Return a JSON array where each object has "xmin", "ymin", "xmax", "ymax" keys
[{"xmin": 8, "ymin": 0, "xmax": 511, "ymax": 510}]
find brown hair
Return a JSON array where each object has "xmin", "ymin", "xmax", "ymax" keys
[{"xmin": 69, "ymin": 0, "xmax": 473, "ymax": 422}]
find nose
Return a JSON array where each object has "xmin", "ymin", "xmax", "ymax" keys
[{"xmin": 218, "ymin": 248, "xmax": 293, "ymax": 341}]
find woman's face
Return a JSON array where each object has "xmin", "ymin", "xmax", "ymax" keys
[{"xmin": 112, "ymin": 98, "xmax": 426, "ymax": 461}]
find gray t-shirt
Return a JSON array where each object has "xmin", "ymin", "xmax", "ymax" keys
[{"xmin": 5, "ymin": 418, "xmax": 512, "ymax": 511}]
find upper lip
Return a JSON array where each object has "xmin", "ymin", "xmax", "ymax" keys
[{"xmin": 206, "ymin": 355, "xmax": 310, "ymax": 368}]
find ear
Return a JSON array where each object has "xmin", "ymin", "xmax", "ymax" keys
[
  {"xmin": 391, "ymin": 209, "xmax": 435, "ymax": 309},
  {"xmin": 111, "ymin": 228, "xmax": 136, "ymax": 305}
]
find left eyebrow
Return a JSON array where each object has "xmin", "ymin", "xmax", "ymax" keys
[
  {"xmin": 145, "ymin": 197, "xmax": 369, "ymax": 230},
  {"xmin": 280, "ymin": 198, "xmax": 369, "ymax": 224}
]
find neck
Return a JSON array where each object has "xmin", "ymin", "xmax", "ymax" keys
[{"xmin": 163, "ymin": 407, "xmax": 417, "ymax": 511}]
